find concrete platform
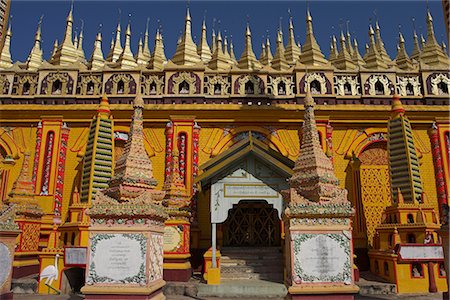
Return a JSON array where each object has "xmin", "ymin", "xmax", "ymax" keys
[
  {"xmin": 197, "ymin": 279, "xmax": 288, "ymax": 298},
  {"xmin": 357, "ymin": 272, "xmax": 397, "ymax": 295}
]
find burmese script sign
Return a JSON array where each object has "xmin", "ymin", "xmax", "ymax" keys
[
  {"xmin": 65, "ymin": 247, "xmax": 87, "ymax": 266},
  {"xmin": 86, "ymin": 233, "xmax": 147, "ymax": 285},
  {"xmin": 0, "ymin": 242, "xmax": 11, "ymax": 288},
  {"xmin": 293, "ymin": 233, "xmax": 352, "ymax": 284},
  {"xmin": 224, "ymin": 184, "xmax": 279, "ymax": 198},
  {"xmin": 163, "ymin": 226, "xmax": 182, "ymax": 252},
  {"xmin": 398, "ymin": 244, "xmax": 445, "ymax": 261}
]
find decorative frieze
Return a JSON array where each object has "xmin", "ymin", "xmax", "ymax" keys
[
  {"xmin": 364, "ymin": 74, "xmax": 395, "ymax": 96},
  {"xmin": 141, "ymin": 74, "xmax": 165, "ymax": 95},
  {"xmin": 203, "ymin": 75, "xmax": 231, "ymax": 96},
  {"xmin": 396, "ymin": 76, "xmax": 421, "ymax": 96},
  {"xmin": 334, "ymin": 75, "xmax": 360, "ymax": 96},
  {"xmin": 268, "ymin": 75, "xmax": 296, "ymax": 96}
]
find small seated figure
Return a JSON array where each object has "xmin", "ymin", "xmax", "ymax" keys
[
  {"xmin": 87, "ymin": 85, "xmax": 94, "ymax": 95},
  {"xmin": 117, "ymin": 87, "xmax": 124, "ymax": 94},
  {"xmin": 180, "ymin": 83, "xmax": 189, "ymax": 94},
  {"xmin": 412, "ymin": 264, "xmax": 422, "ymax": 278},
  {"xmin": 246, "ymin": 85, "xmax": 254, "ymax": 94},
  {"xmin": 439, "ymin": 264, "xmax": 446, "ymax": 277},
  {"xmin": 278, "ymin": 85, "xmax": 286, "ymax": 95},
  {"xmin": 150, "ymin": 84, "xmax": 156, "ymax": 94},
  {"xmin": 53, "ymin": 87, "xmax": 61, "ymax": 95},
  {"xmin": 214, "ymin": 85, "xmax": 221, "ymax": 95}
]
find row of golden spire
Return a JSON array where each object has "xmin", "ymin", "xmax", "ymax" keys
[{"xmin": 0, "ymin": 5, "xmax": 448, "ymax": 72}]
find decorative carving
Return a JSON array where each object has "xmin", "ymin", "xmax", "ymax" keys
[
  {"xmin": 141, "ymin": 75, "xmax": 164, "ymax": 95},
  {"xmin": 12, "ymin": 75, "xmax": 38, "ymax": 95},
  {"xmin": 0, "ymin": 74, "xmax": 10, "ymax": 94},
  {"xmin": 235, "ymin": 75, "xmax": 264, "ymax": 95},
  {"xmin": 364, "ymin": 74, "xmax": 395, "ymax": 96},
  {"xmin": 105, "ymin": 73, "xmax": 136, "ymax": 95},
  {"xmin": 204, "ymin": 75, "xmax": 231, "ymax": 96},
  {"xmin": 168, "ymin": 72, "xmax": 200, "ymax": 95},
  {"xmin": 268, "ymin": 76, "xmax": 295, "ymax": 96},
  {"xmin": 77, "ymin": 75, "xmax": 102, "ymax": 95},
  {"xmin": 428, "ymin": 73, "xmax": 450, "ymax": 95},
  {"xmin": 334, "ymin": 75, "xmax": 360, "ymax": 96},
  {"xmin": 397, "ymin": 76, "xmax": 421, "ymax": 96},
  {"xmin": 40, "ymin": 72, "xmax": 74, "ymax": 95},
  {"xmin": 300, "ymin": 73, "xmax": 330, "ymax": 95}
]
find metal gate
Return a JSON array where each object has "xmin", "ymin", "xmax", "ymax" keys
[{"xmin": 223, "ymin": 201, "xmax": 281, "ymax": 247}]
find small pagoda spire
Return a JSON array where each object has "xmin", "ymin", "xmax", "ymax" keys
[
  {"xmin": 117, "ymin": 20, "xmax": 138, "ymax": 69},
  {"xmin": 375, "ymin": 21, "xmax": 392, "ymax": 63},
  {"xmin": 238, "ymin": 22, "xmax": 262, "ymax": 70},
  {"xmin": 106, "ymin": 17, "xmax": 123, "ymax": 63},
  {"xmin": 420, "ymin": 34, "xmax": 426, "ymax": 48},
  {"xmin": 89, "ymin": 29, "xmax": 105, "ymax": 70},
  {"xmin": 395, "ymin": 31, "xmax": 413, "ymax": 70},
  {"xmin": 285, "ymin": 12, "xmax": 301, "ymax": 65},
  {"xmin": 364, "ymin": 24, "xmax": 388, "ymax": 69},
  {"xmin": 135, "ymin": 37, "xmax": 147, "ymax": 65},
  {"xmin": 223, "ymin": 34, "xmax": 231, "ymax": 61},
  {"xmin": 77, "ymin": 20, "xmax": 86, "ymax": 62},
  {"xmin": 0, "ymin": 23, "xmax": 12, "ymax": 69},
  {"xmin": 346, "ymin": 21, "xmax": 354, "ymax": 56},
  {"xmin": 420, "ymin": 9, "xmax": 449, "ymax": 67},
  {"xmin": 266, "ymin": 35, "xmax": 274, "ymax": 64},
  {"xmin": 410, "ymin": 19, "xmax": 421, "ymax": 61},
  {"xmin": 388, "ymin": 94, "xmax": 423, "ymax": 204},
  {"xmin": 352, "ymin": 38, "xmax": 365, "ymax": 66},
  {"xmin": 328, "ymin": 35, "xmax": 338, "ymax": 62},
  {"xmin": 197, "ymin": 18, "xmax": 212, "ymax": 63},
  {"xmin": 208, "ymin": 31, "xmax": 229, "ymax": 70},
  {"xmin": 229, "ymin": 36, "xmax": 237, "ymax": 64},
  {"xmin": 49, "ymin": 40, "xmax": 58, "ymax": 63},
  {"xmin": 162, "ymin": 148, "xmax": 190, "ymax": 209},
  {"xmin": 6, "ymin": 152, "xmax": 43, "ymax": 218},
  {"xmin": 149, "ymin": 28, "xmax": 166, "ymax": 70},
  {"xmin": 211, "ymin": 28, "xmax": 217, "ymax": 55},
  {"xmin": 27, "ymin": 17, "xmax": 44, "ymax": 71},
  {"xmin": 333, "ymin": 31, "xmax": 356, "ymax": 70},
  {"xmin": 172, "ymin": 7, "xmax": 201, "ymax": 65},
  {"xmin": 363, "ymin": 43, "xmax": 369, "ymax": 60},
  {"xmin": 259, "ymin": 42, "xmax": 267, "ymax": 63},
  {"xmin": 299, "ymin": 8, "xmax": 328, "ymax": 66},
  {"xmin": 52, "ymin": 3, "xmax": 78, "ymax": 65},
  {"xmin": 105, "ymin": 92, "xmax": 161, "ymax": 202},
  {"xmin": 143, "ymin": 17, "xmax": 151, "ymax": 60},
  {"xmin": 272, "ymin": 28, "xmax": 289, "ymax": 70},
  {"xmin": 288, "ymin": 90, "xmax": 346, "ymax": 203}
]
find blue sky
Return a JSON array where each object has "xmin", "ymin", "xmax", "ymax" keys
[{"xmin": 8, "ymin": 1, "xmax": 447, "ymax": 63}]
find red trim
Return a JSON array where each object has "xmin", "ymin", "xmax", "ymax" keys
[{"xmin": 40, "ymin": 131, "xmax": 55, "ymax": 194}]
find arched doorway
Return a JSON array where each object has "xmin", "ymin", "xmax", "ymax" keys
[{"xmin": 223, "ymin": 200, "xmax": 281, "ymax": 247}]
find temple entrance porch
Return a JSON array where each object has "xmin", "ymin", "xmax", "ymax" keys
[{"xmin": 194, "ymin": 133, "xmax": 293, "ymax": 282}]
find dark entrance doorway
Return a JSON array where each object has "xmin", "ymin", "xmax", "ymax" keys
[{"xmin": 223, "ymin": 200, "xmax": 281, "ymax": 247}]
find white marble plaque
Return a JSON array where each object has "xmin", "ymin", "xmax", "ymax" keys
[
  {"xmin": 87, "ymin": 233, "xmax": 147, "ymax": 285},
  {"xmin": 65, "ymin": 247, "xmax": 87, "ymax": 266},
  {"xmin": 293, "ymin": 233, "xmax": 352, "ymax": 284},
  {"xmin": 0, "ymin": 242, "xmax": 11, "ymax": 287},
  {"xmin": 399, "ymin": 245, "xmax": 444, "ymax": 261}
]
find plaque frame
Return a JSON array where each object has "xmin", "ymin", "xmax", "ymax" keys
[
  {"xmin": 292, "ymin": 232, "xmax": 352, "ymax": 284},
  {"xmin": 64, "ymin": 246, "xmax": 87, "ymax": 267}
]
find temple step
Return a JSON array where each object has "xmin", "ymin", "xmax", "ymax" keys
[
  {"xmin": 220, "ymin": 247, "xmax": 284, "ymax": 283},
  {"xmin": 11, "ymin": 275, "xmax": 38, "ymax": 294}
]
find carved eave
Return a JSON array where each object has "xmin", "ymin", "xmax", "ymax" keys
[{"xmin": 0, "ymin": 205, "xmax": 20, "ymax": 232}]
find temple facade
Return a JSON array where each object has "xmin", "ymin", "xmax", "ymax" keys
[{"xmin": 0, "ymin": 3, "xmax": 448, "ymax": 295}]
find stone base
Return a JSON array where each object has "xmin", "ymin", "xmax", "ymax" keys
[
  {"xmin": 288, "ymin": 294, "xmax": 354, "ymax": 300},
  {"xmin": 83, "ymin": 282, "xmax": 165, "ymax": 300},
  {"xmin": 163, "ymin": 266, "xmax": 192, "ymax": 282}
]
